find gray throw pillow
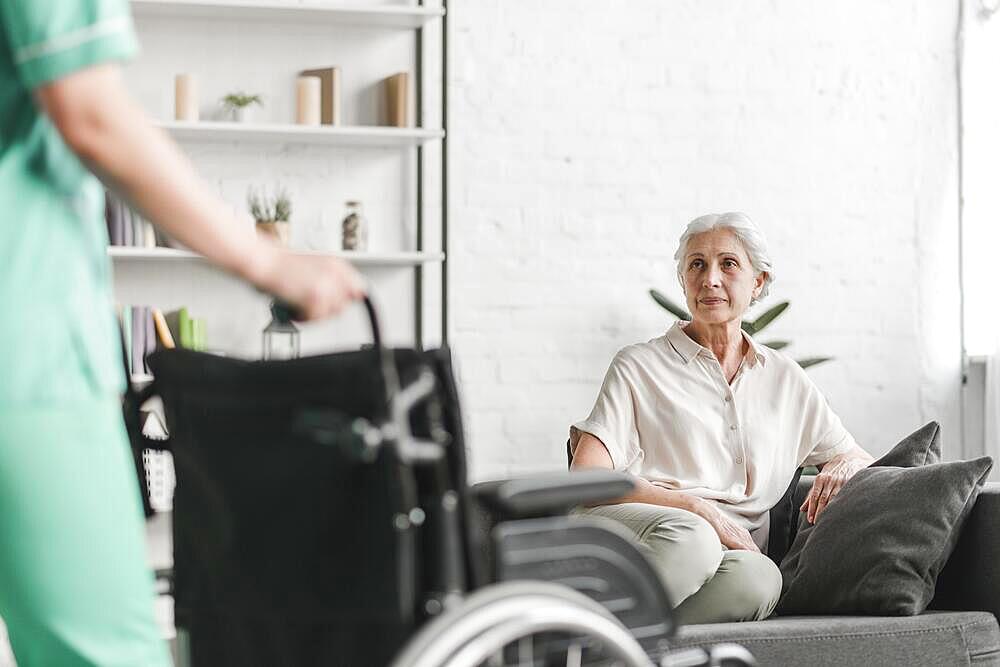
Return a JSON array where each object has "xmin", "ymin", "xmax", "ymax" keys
[
  {"xmin": 777, "ymin": 456, "xmax": 992, "ymax": 615},
  {"xmin": 871, "ymin": 420, "xmax": 942, "ymax": 467},
  {"xmin": 780, "ymin": 421, "xmax": 943, "ymax": 562}
]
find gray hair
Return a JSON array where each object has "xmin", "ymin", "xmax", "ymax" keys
[{"xmin": 673, "ymin": 211, "xmax": 774, "ymax": 304}]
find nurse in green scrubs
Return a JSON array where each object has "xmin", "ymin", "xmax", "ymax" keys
[{"xmin": 0, "ymin": 1, "xmax": 364, "ymax": 664}]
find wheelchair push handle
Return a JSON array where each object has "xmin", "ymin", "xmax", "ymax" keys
[
  {"xmin": 272, "ymin": 293, "xmax": 383, "ymax": 350},
  {"xmin": 287, "ymin": 293, "xmax": 446, "ymax": 466},
  {"xmin": 274, "ymin": 293, "xmax": 398, "ymax": 400}
]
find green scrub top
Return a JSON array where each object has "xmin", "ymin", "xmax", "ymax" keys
[{"xmin": 0, "ymin": 0, "xmax": 137, "ymax": 405}]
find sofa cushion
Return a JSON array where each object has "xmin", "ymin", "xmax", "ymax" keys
[
  {"xmin": 766, "ymin": 466, "xmax": 803, "ymax": 564},
  {"xmin": 932, "ymin": 484, "xmax": 1000, "ymax": 619},
  {"xmin": 670, "ymin": 611, "xmax": 1000, "ymax": 666},
  {"xmin": 778, "ymin": 457, "xmax": 993, "ymax": 615}
]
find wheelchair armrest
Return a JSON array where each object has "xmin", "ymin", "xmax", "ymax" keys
[{"xmin": 471, "ymin": 469, "xmax": 634, "ymax": 519}]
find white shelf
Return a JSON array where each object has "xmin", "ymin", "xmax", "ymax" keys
[
  {"xmin": 109, "ymin": 246, "xmax": 445, "ymax": 267},
  {"xmin": 131, "ymin": 0, "xmax": 445, "ymax": 29},
  {"xmin": 158, "ymin": 121, "xmax": 444, "ymax": 147}
]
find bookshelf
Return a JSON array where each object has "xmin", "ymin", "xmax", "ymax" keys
[
  {"xmin": 120, "ymin": 0, "xmax": 449, "ymax": 350},
  {"xmin": 131, "ymin": 0, "xmax": 444, "ymax": 29},
  {"xmin": 109, "ymin": 246, "xmax": 445, "ymax": 267},
  {"xmin": 159, "ymin": 121, "xmax": 444, "ymax": 147}
]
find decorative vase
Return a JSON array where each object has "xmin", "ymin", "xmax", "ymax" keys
[
  {"xmin": 341, "ymin": 201, "xmax": 368, "ymax": 251},
  {"xmin": 232, "ymin": 106, "xmax": 253, "ymax": 123},
  {"xmin": 256, "ymin": 221, "xmax": 290, "ymax": 246},
  {"xmin": 175, "ymin": 73, "xmax": 199, "ymax": 122}
]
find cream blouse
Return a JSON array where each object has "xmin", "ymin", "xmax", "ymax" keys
[{"xmin": 571, "ymin": 321, "xmax": 858, "ymax": 550}]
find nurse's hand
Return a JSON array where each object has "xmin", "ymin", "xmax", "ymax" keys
[
  {"xmin": 689, "ymin": 496, "xmax": 760, "ymax": 553},
  {"xmin": 247, "ymin": 241, "xmax": 366, "ymax": 320}
]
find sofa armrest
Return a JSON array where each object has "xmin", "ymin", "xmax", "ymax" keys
[
  {"xmin": 930, "ymin": 483, "xmax": 1000, "ymax": 616},
  {"xmin": 471, "ymin": 469, "xmax": 634, "ymax": 519}
]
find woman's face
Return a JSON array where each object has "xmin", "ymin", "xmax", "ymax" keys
[{"xmin": 682, "ymin": 228, "xmax": 765, "ymax": 327}]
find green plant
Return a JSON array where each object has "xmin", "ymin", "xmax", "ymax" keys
[
  {"xmin": 649, "ymin": 289, "xmax": 832, "ymax": 369},
  {"xmin": 247, "ymin": 186, "xmax": 291, "ymax": 223},
  {"xmin": 221, "ymin": 92, "xmax": 263, "ymax": 111}
]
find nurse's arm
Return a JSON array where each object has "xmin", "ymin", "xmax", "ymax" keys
[
  {"xmin": 570, "ymin": 432, "xmax": 759, "ymax": 552},
  {"xmin": 33, "ymin": 63, "xmax": 363, "ymax": 320}
]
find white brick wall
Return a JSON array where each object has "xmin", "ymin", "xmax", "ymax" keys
[
  {"xmin": 449, "ymin": 1, "xmax": 963, "ymax": 480},
  {"xmin": 118, "ymin": 0, "xmax": 964, "ymax": 482}
]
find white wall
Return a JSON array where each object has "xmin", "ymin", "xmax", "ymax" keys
[{"xmin": 448, "ymin": 1, "xmax": 964, "ymax": 480}]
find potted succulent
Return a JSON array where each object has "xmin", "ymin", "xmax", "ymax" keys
[
  {"xmin": 221, "ymin": 92, "xmax": 263, "ymax": 122},
  {"xmin": 248, "ymin": 186, "xmax": 291, "ymax": 245}
]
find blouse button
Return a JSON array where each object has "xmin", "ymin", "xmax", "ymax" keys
[
  {"xmin": 736, "ymin": 457, "xmax": 744, "ymax": 464},
  {"xmin": 724, "ymin": 396, "xmax": 732, "ymax": 402},
  {"xmin": 729, "ymin": 424, "xmax": 737, "ymax": 431}
]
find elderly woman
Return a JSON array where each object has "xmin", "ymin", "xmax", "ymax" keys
[{"xmin": 570, "ymin": 212, "xmax": 874, "ymax": 625}]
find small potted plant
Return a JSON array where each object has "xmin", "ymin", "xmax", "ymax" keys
[
  {"xmin": 221, "ymin": 92, "xmax": 263, "ymax": 123},
  {"xmin": 248, "ymin": 186, "xmax": 291, "ymax": 245}
]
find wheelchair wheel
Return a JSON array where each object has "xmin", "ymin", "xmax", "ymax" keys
[{"xmin": 391, "ymin": 581, "xmax": 655, "ymax": 667}]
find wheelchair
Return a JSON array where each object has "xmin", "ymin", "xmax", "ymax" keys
[{"xmin": 132, "ymin": 297, "xmax": 755, "ymax": 667}]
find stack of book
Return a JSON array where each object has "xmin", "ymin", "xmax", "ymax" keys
[
  {"xmin": 119, "ymin": 305, "xmax": 208, "ymax": 378},
  {"xmin": 105, "ymin": 190, "xmax": 167, "ymax": 248}
]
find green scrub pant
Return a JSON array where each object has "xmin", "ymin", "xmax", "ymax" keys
[{"xmin": 0, "ymin": 396, "xmax": 171, "ymax": 666}]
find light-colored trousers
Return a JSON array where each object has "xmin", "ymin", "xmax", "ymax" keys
[{"xmin": 579, "ymin": 503, "xmax": 782, "ymax": 625}]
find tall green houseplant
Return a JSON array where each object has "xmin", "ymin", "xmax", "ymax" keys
[{"xmin": 649, "ymin": 289, "xmax": 831, "ymax": 369}]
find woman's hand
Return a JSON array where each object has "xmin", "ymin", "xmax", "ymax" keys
[
  {"xmin": 247, "ymin": 242, "xmax": 366, "ymax": 320},
  {"xmin": 800, "ymin": 448, "xmax": 873, "ymax": 524},
  {"xmin": 688, "ymin": 497, "xmax": 760, "ymax": 553}
]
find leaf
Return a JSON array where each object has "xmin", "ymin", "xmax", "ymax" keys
[
  {"xmin": 649, "ymin": 289, "xmax": 690, "ymax": 320},
  {"xmin": 751, "ymin": 302, "xmax": 790, "ymax": 334},
  {"xmin": 797, "ymin": 356, "xmax": 832, "ymax": 369},
  {"xmin": 645, "ymin": 289, "xmax": 833, "ymax": 371},
  {"xmin": 222, "ymin": 92, "xmax": 263, "ymax": 109}
]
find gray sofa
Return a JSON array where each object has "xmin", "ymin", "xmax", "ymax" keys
[{"xmin": 667, "ymin": 479, "xmax": 1000, "ymax": 666}]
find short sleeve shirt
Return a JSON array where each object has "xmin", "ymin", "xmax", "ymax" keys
[
  {"xmin": 0, "ymin": 0, "xmax": 137, "ymax": 405},
  {"xmin": 571, "ymin": 321, "xmax": 857, "ymax": 548}
]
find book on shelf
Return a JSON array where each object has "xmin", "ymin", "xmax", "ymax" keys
[
  {"xmin": 130, "ymin": 305, "xmax": 146, "ymax": 376},
  {"xmin": 118, "ymin": 305, "xmax": 206, "ymax": 383},
  {"xmin": 300, "ymin": 66, "xmax": 341, "ymax": 126},
  {"xmin": 152, "ymin": 309, "xmax": 176, "ymax": 349},
  {"xmin": 104, "ymin": 189, "xmax": 173, "ymax": 250},
  {"xmin": 163, "ymin": 307, "xmax": 207, "ymax": 352},
  {"xmin": 384, "ymin": 72, "xmax": 410, "ymax": 128},
  {"xmin": 119, "ymin": 305, "xmax": 132, "ymax": 371},
  {"xmin": 121, "ymin": 199, "xmax": 133, "ymax": 246},
  {"xmin": 144, "ymin": 306, "xmax": 156, "ymax": 374},
  {"xmin": 165, "ymin": 308, "xmax": 189, "ymax": 350}
]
